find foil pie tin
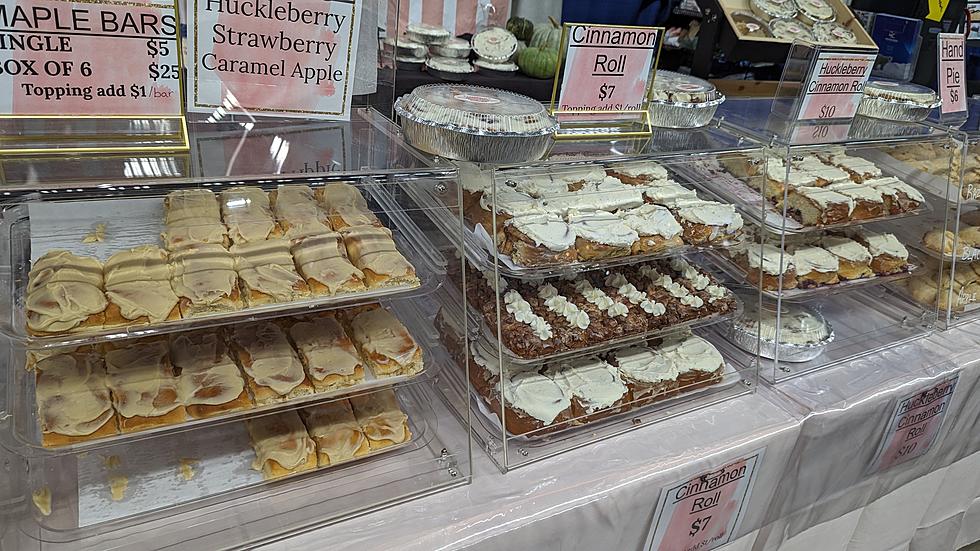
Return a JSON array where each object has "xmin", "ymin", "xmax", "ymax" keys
[
  {"xmin": 795, "ymin": 0, "xmax": 836, "ymax": 24},
  {"xmin": 474, "ymin": 59, "xmax": 519, "ymax": 75},
  {"xmin": 729, "ymin": 302, "xmax": 833, "ymax": 363},
  {"xmin": 384, "ymin": 37, "xmax": 428, "ymax": 58},
  {"xmin": 471, "ymin": 27, "xmax": 519, "ymax": 63},
  {"xmin": 648, "ymin": 71, "xmax": 725, "ymax": 128},
  {"xmin": 406, "ymin": 23, "xmax": 450, "ymax": 45},
  {"xmin": 768, "ymin": 17, "xmax": 816, "ymax": 42},
  {"xmin": 812, "ymin": 21, "xmax": 857, "ymax": 44},
  {"xmin": 750, "ymin": 0, "xmax": 798, "ymax": 21},
  {"xmin": 395, "ymin": 84, "xmax": 558, "ymax": 163},
  {"xmin": 730, "ymin": 10, "xmax": 773, "ymax": 38},
  {"xmin": 430, "ymin": 38, "xmax": 471, "ymax": 59},
  {"xmin": 425, "ymin": 57, "xmax": 474, "ymax": 81},
  {"xmin": 856, "ymin": 81, "xmax": 941, "ymax": 122}
]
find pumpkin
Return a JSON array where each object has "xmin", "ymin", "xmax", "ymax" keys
[
  {"xmin": 518, "ymin": 47, "xmax": 559, "ymax": 79},
  {"xmin": 530, "ymin": 16, "xmax": 562, "ymax": 50},
  {"xmin": 506, "ymin": 16, "xmax": 534, "ymax": 42},
  {"xmin": 511, "ymin": 40, "xmax": 527, "ymax": 62}
]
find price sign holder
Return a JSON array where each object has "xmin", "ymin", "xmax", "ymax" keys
[
  {"xmin": 937, "ymin": 32, "xmax": 968, "ymax": 127},
  {"xmin": 549, "ymin": 22, "xmax": 663, "ymax": 140},
  {"xmin": 0, "ymin": 0, "xmax": 188, "ymax": 155},
  {"xmin": 644, "ymin": 449, "xmax": 765, "ymax": 551},
  {"xmin": 765, "ymin": 41, "xmax": 878, "ymax": 146}
]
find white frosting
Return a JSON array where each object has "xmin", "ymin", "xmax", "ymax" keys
[
  {"xmin": 611, "ymin": 162, "xmax": 668, "ymax": 181},
  {"xmin": 507, "ymin": 214, "xmax": 575, "ymax": 252},
  {"xmin": 502, "ymin": 370, "xmax": 570, "ymax": 424},
  {"xmin": 509, "ymin": 175, "xmax": 569, "ymax": 198},
  {"xmin": 821, "ymin": 236, "xmax": 872, "ymax": 263},
  {"xmin": 652, "ymin": 271, "xmax": 705, "ymax": 308},
  {"xmin": 863, "ymin": 232, "xmax": 909, "ymax": 260},
  {"xmin": 614, "ymin": 347, "xmax": 679, "ymax": 383},
  {"xmin": 619, "ymin": 204, "xmax": 683, "ymax": 238},
  {"xmin": 539, "ymin": 193, "xmax": 584, "ymax": 216},
  {"xmin": 538, "ymin": 283, "xmax": 591, "ymax": 329},
  {"xmin": 829, "ymin": 154, "xmax": 882, "ymax": 178},
  {"xmin": 604, "ymin": 272, "xmax": 664, "ymax": 315},
  {"xmin": 575, "ymin": 279, "xmax": 629, "ymax": 317},
  {"xmin": 826, "ymin": 182, "xmax": 885, "ymax": 203},
  {"xmin": 748, "ymin": 244, "xmax": 794, "ymax": 275},
  {"xmin": 788, "ymin": 245, "xmax": 838, "ymax": 274},
  {"xmin": 457, "ymin": 162, "xmax": 492, "ymax": 193},
  {"xmin": 554, "ymin": 166, "xmax": 607, "ymax": 186},
  {"xmin": 586, "ymin": 177, "xmax": 646, "ymax": 211},
  {"xmin": 766, "ymin": 158, "xmax": 817, "ymax": 187},
  {"xmin": 548, "ymin": 358, "xmax": 628, "ymax": 413},
  {"xmin": 643, "ymin": 182, "xmax": 699, "ymax": 207},
  {"xmin": 793, "ymin": 155, "xmax": 851, "ymax": 183},
  {"xmin": 868, "ymin": 177, "xmax": 925, "ymax": 203},
  {"xmin": 504, "ymin": 290, "xmax": 553, "ymax": 340},
  {"xmin": 480, "ymin": 186, "xmax": 542, "ymax": 216},
  {"xmin": 705, "ymin": 285, "xmax": 726, "ymax": 303},
  {"xmin": 660, "ymin": 335, "xmax": 724, "ymax": 374},
  {"xmin": 794, "ymin": 186, "xmax": 855, "ymax": 213},
  {"xmin": 670, "ymin": 258, "xmax": 711, "ymax": 290},
  {"xmin": 568, "ymin": 210, "xmax": 638, "ymax": 247}
]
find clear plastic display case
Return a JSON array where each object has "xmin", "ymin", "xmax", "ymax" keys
[
  {"xmin": 0, "ymin": 110, "xmax": 472, "ymax": 550},
  {"xmin": 395, "ymin": 113, "xmax": 763, "ymax": 471},
  {"xmin": 709, "ymin": 97, "xmax": 956, "ymax": 383}
]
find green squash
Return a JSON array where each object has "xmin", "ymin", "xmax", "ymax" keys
[
  {"xmin": 511, "ymin": 40, "xmax": 527, "ymax": 62},
  {"xmin": 518, "ymin": 47, "xmax": 559, "ymax": 79},
  {"xmin": 530, "ymin": 16, "xmax": 562, "ymax": 50},
  {"xmin": 506, "ymin": 16, "xmax": 534, "ymax": 42}
]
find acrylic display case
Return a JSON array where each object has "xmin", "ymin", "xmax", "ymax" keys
[
  {"xmin": 708, "ymin": 97, "xmax": 956, "ymax": 383},
  {"xmin": 394, "ymin": 119, "xmax": 762, "ymax": 471},
  {"xmin": 0, "ymin": 110, "xmax": 472, "ymax": 550}
]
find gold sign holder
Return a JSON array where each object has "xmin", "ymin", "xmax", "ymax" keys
[{"xmin": 548, "ymin": 22, "xmax": 663, "ymax": 140}]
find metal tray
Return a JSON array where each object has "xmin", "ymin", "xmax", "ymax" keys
[
  {"xmin": 0, "ymin": 185, "xmax": 444, "ymax": 350},
  {"xmin": 704, "ymin": 249, "xmax": 923, "ymax": 301},
  {"xmin": 2, "ymin": 299, "xmax": 438, "ymax": 456},
  {"xmin": 678, "ymin": 159, "xmax": 934, "ymax": 235}
]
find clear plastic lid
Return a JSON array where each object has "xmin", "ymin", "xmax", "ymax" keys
[
  {"xmin": 796, "ymin": 0, "xmax": 835, "ymax": 22},
  {"xmin": 650, "ymin": 70, "xmax": 724, "ymax": 106},
  {"xmin": 430, "ymin": 38, "xmax": 471, "ymax": 55},
  {"xmin": 769, "ymin": 17, "xmax": 816, "ymax": 41},
  {"xmin": 394, "ymin": 84, "xmax": 559, "ymax": 136},
  {"xmin": 425, "ymin": 56, "xmax": 475, "ymax": 74},
  {"xmin": 863, "ymin": 79, "xmax": 941, "ymax": 107},
  {"xmin": 473, "ymin": 59, "xmax": 519, "ymax": 72},
  {"xmin": 383, "ymin": 37, "xmax": 428, "ymax": 57},
  {"xmin": 734, "ymin": 302, "xmax": 832, "ymax": 345},
  {"xmin": 730, "ymin": 10, "xmax": 773, "ymax": 38},
  {"xmin": 751, "ymin": 0, "xmax": 798, "ymax": 19},
  {"xmin": 813, "ymin": 21, "xmax": 856, "ymax": 44},
  {"xmin": 406, "ymin": 23, "xmax": 450, "ymax": 39},
  {"xmin": 470, "ymin": 27, "xmax": 519, "ymax": 62}
]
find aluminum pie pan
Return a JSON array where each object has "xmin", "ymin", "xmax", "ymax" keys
[
  {"xmin": 795, "ymin": 0, "xmax": 836, "ymax": 24},
  {"xmin": 385, "ymin": 38, "xmax": 428, "ymax": 58},
  {"xmin": 429, "ymin": 38, "xmax": 471, "ymax": 59},
  {"xmin": 856, "ymin": 95, "xmax": 942, "ymax": 122},
  {"xmin": 647, "ymin": 94, "xmax": 726, "ymax": 128},
  {"xmin": 406, "ymin": 24, "xmax": 450, "ymax": 45},
  {"xmin": 728, "ymin": 307, "xmax": 834, "ymax": 363},
  {"xmin": 395, "ymin": 99, "xmax": 555, "ymax": 163},
  {"xmin": 750, "ymin": 0, "xmax": 798, "ymax": 21}
]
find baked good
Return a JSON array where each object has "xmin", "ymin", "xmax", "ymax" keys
[
  {"xmin": 761, "ymin": 158, "xmax": 819, "ymax": 203},
  {"xmin": 961, "ymin": 209, "xmax": 980, "ymax": 227},
  {"xmin": 170, "ymin": 243, "xmax": 243, "ymax": 317},
  {"xmin": 787, "ymin": 244, "xmax": 839, "ymax": 287},
  {"xmin": 103, "ymin": 246, "xmax": 180, "ymax": 327},
  {"xmin": 568, "ymin": 210, "xmax": 638, "ymax": 259},
  {"xmin": 162, "ymin": 189, "xmax": 228, "ymax": 250},
  {"xmin": 619, "ymin": 204, "xmax": 684, "ymax": 254},
  {"xmin": 868, "ymin": 177, "xmax": 924, "ymax": 214},
  {"xmin": 227, "ymin": 321, "xmax": 315, "ymax": 405},
  {"xmin": 826, "ymin": 153, "xmax": 882, "ymax": 182},
  {"xmin": 547, "ymin": 357, "xmax": 630, "ymax": 424},
  {"xmin": 551, "ymin": 166, "xmax": 607, "ymax": 191},
  {"xmin": 346, "ymin": 305, "xmax": 424, "ymax": 377},
  {"xmin": 825, "ymin": 182, "xmax": 885, "ymax": 220},
  {"xmin": 270, "ymin": 184, "xmax": 332, "ymax": 241},
  {"xmin": 785, "ymin": 186, "xmax": 854, "ymax": 225},
  {"xmin": 245, "ymin": 411, "xmax": 318, "ymax": 480},
  {"xmin": 348, "ymin": 389, "xmax": 412, "ymax": 451},
  {"xmin": 26, "ymin": 250, "xmax": 107, "ymax": 335},
  {"xmin": 339, "ymin": 225, "xmax": 420, "ymax": 288},
  {"xmin": 170, "ymin": 331, "xmax": 252, "ymax": 419},
  {"xmin": 606, "ymin": 161, "xmax": 669, "ymax": 186},
  {"xmin": 220, "ymin": 186, "xmax": 280, "ymax": 243},
  {"xmin": 813, "ymin": 21, "xmax": 857, "ymax": 44},
  {"xmin": 923, "ymin": 229, "xmax": 959, "ymax": 257},
  {"xmin": 231, "ymin": 238, "xmax": 311, "ymax": 306},
  {"xmin": 671, "ymin": 199, "xmax": 744, "ymax": 244},
  {"xmin": 476, "ymin": 186, "xmax": 542, "ymax": 236},
  {"xmin": 35, "ymin": 353, "xmax": 118, "ymax": 447},
  {"xmin": 507, "ymin": 173, "xmax": 570, "ymax": 198},
  {"xmin": 503, "ymin": 214, "xmax": 577, "ymax": 266},
  {"xmin": 104, "ymin": 340, "xmax": 186, "ymax": 433},
  {"xmin": 298, "ymin": 399, "xmax": 370, "ymax": 466},
  {"xmin": 290, "ymin": 233, "xmax": 366, "ymax": 295},
  {"xmin": 316, "ymin": 183, "xmax": 381, "ymax": 230},
  {"xmin": 738, "ymin": 243, "xmax": 797, "ymax": 291},
  {"xmin": 586, "ymin": 177, "xmax": 647, "ymax": 212},
  {"xmin": 659, "ymin": 334, "xmax": 724, "ymax": 391},
  {"xmin": 855, "ymin": 232, "xmax": 909, "ymax": 275},
  {"xmin": 611, "ymin": 346, "xmax": 679, "ymax": 406},
  {"xmin": 792, "ymin": 155, "xmax": 851, "ymax": 186},
  {"xmin": 643, "ymin": 181, "xmax": 699, "ymax": 207},
  {"xmin": 796, "ymin": 0, "xmax": 835, "ymax": 23},
  {"xmin": 490, "ymin": 368, "xmax": 573, "ymax": 435},
  {"xmin": 288, "ymin": 315, "xmax": 365, "ymax": 392},
  {"xmin": 959, "ymin": 226, "xmax": 980, "ymax": 250},
  {"xmin": 820, "ymin": 236, "xmax": 873, "ymax": 279}
]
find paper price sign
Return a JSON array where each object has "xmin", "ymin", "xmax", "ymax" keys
[
  {"xmin": 869, "ymin": 375, "xmax": 959, "ymax": 473},
  {"xmin": 645, "ymin": 450, "xmax": 764, "ymax": 551},
  {"xmin": 938, "ymin": 33, "xmax": 966, "ymax": 115},
  {"xmin": 553, "ymin": 23, "xmax": 661, "ymax": 121},
  {"xmin": 190, "ymin": 0, "xmax": 361, "ymax": 120},
  {"xmin": 798, "ymin": 51, "xmax": 876, "ymax": 121},
  {"xmin": 0, "ymin": 0, "xmax": 182, "ymax": 116}
]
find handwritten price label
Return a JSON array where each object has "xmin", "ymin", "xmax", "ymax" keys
[
  {"xmin": 798, "ymin": 51, "xmax": 876, "ymax": 121},
  {"xmin": 0, "ymin": 0, "xmax": 182, "ymax": 116},
  {"xmin": 869, "ymin": 376, "xmax": 959, "ymax": 473},
  {"xmin": 645, "ymin": 450, "xmax": 765, "ymax": 551},
  {"xmin": 938, "ymin": 33, "xmax": 966, "ymax": 116}
]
